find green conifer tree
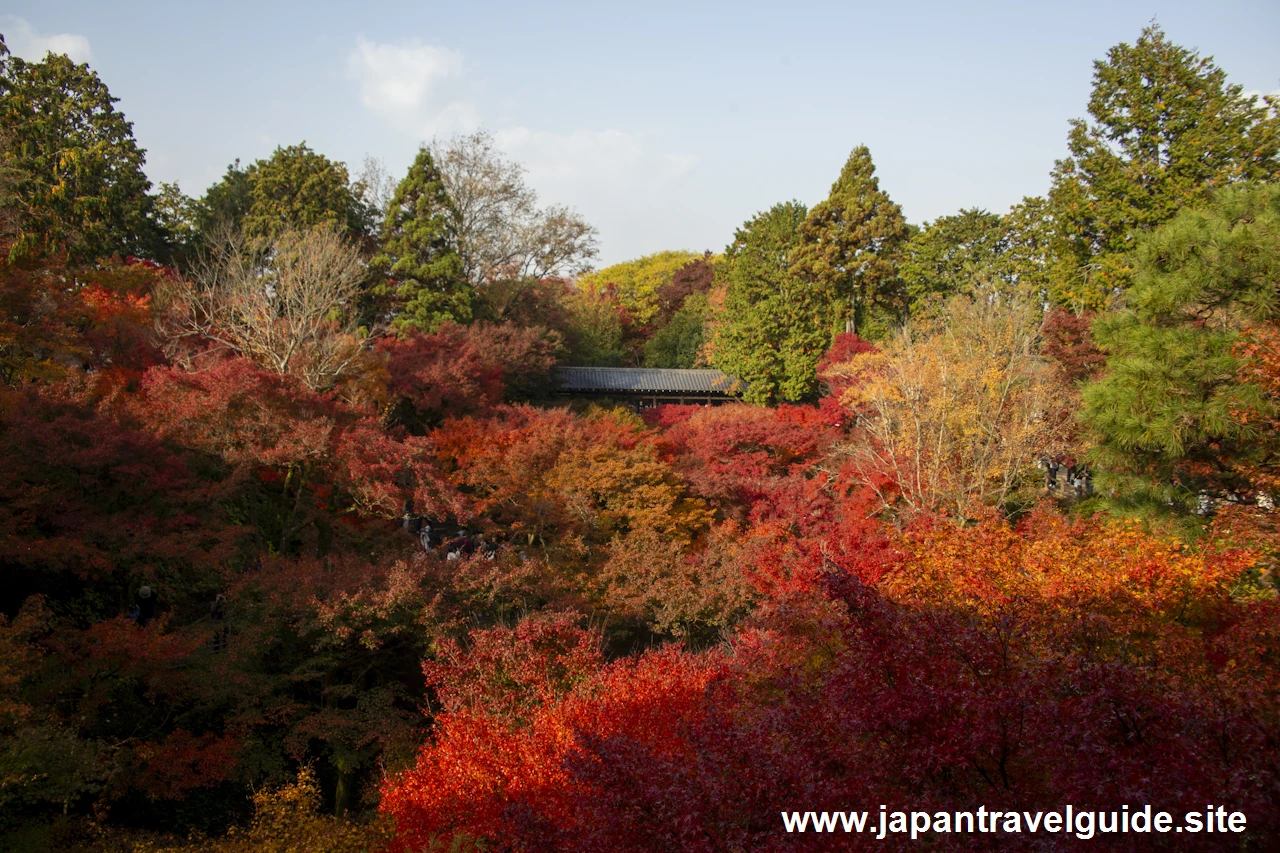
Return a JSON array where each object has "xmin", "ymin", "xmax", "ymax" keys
[
  {"xmin": 899, "ymin": 208, "xmax": 1009, "ymax": 316},
  {"xmin": 1081, "ymin": 183, "xmax": 1280, "ymax": 507},
  {"xmin": 1048, "ymin": 25, "xmax": 1280, "ymax": 309},
  {"xmin": 712, "ymin": 201, "xmax": 832, "ymax": 403},
  {"xmin": 372, "ymin": 148, "xmax": 469, "ymax": 333},
  {"xmin": 240, "ymin": 143, "xmax": 372, "ymax": 243},
  {"xmin": 0, "ymin": 36, "xmax": 157, "ymax": 263},
  {"xmin": 793, "ymin": 145, "xmax": 908, "ymax": 337}
]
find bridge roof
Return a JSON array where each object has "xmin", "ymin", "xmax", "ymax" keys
[{"xmin": 554, "ymin": 367, "xmax": 744, "ymax": 395}]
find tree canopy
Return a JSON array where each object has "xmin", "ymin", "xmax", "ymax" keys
[
  {"xmin": 793, "ymin": 145, "xmax": 908, "ymax": 337},
  {"xmin": 431, "ymin": 131, "xmax": 598, "ymax": 286},
  {"xmin": 577, "ymin": 250, "xmax": 702, "ymax": 326},
  {"xmin": 0, "ymin": 36, "xmax": 156, "ymax": 263},
  {"xmin": 899, "ymin": 207, "xmax": 1009, "ymax": 315},
  {"xmin": 1047, "ymin": 24, "xmax": 1280, "ymax": 308},
  {"xmin": 1081, "ymin": 182, "xmax": 1280, "ymax": 507},
  {"xmin": 371, "ymin": 147, "xmax": 469, "ymax": 333},
  {"xmin": 3, "ymin": 22, "xmax": 1280, "ymax": 853},
  {"xmin": 193, "ymin": 144, "xmax": 372, "ymax": 249},
  {"xmin": 239, "ymin": 143, "xmax": 373, "ymax": 242},
  {"xmin": 711, "ymin": 201, "xmax": 832, "ymax": 403}
]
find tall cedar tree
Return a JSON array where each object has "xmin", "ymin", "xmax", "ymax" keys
[
  {"xmin": 1047, "ymin": 25, "xmax": 1280, "ymax": 309},
  {"xmin": 0, "ymin": 36, "xmax": 156, "ymax": 263},
  {"xmin": 793, "ymin": 145, "xmax": 908, "ymax": 337},
  {"xmin": 1081, "ymin": 182, "xmax": 1280, "ymax": 507},
  {"xmin": 372, "ymin": 148, "xmax": 469, "ymax": 332},
  {"xmin": 712, "ymin": 201, "xmax": 832, "ymax": 403}
]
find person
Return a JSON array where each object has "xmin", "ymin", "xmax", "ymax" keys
[
  {"xmin": 210, "ymin": 594, "xmax": 229, "ymax": 652},
  {"xmin": 1045, "ymin": 458, "xmax": 1060, "ymax": 491},
  {"xmin": 402, "ymin": 501, "xmax": 422, "ymax": 535},
  {"xmin": 135, "ymin": 585, "xmax": 157, "ymax": 627}
]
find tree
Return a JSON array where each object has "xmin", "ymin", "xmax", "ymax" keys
[
  {"xmin": 196, "ymin": 146, "xmax": 372, "ymax": 247},
  {"xmin": 595, "ymin": 522, "xmax": 754, "ymax": 644},
  {"xmin": 643, "ymin": 293, "xmax": 708, "ymax": 369},
  {"xmin": 195, "ymin": 159, "xmax": 253, "ymax": 237},
  {"xmin": 381, "ymin": 505, "xmax": 1280, "ymax": 853},
  {"xmin": 431, "ymin": 131, "xmax": 598, "ymax": 286},
  {"xmin": 378, "ymin": 321, "xmax": 559, "ymax": 430},
  {"xmin": 564, "ymin": 286, "xmax": 627, "ymax": 366},
  {"xmin": 899, "ymin": 208, "xmax": 1009, "ymax": 316},
  {"xmin": 241, "ymin": 144, "xmax": 373, "ymax": 243},
  {"xmin": 1081, "ymin": 182, "xmax": 1280, "ymax": 508},
  {"xmin": 160, "ymin": 224, "xmax": 367, "ymax": 391},
  {"xmin": 152, "ymin": 181, "xmax": 200, "ymax": 266},
  {"xmin": 792, "ymin": 145, "xmax": 908, "ymax": 336},
  {"xmin": 1040, "ymin": 306, "xmax": 1106, "ymax": 384},
  {"xmin": 999, "ymin": 195, "xmax": 1055, "ymax": 298},
  {"xmin": 1047, "ymin": 25, "xmax": 1280, "ymax": 309},
  {"xmin": 0, "ymin": 36, "xmax": 156, "ymax": 263},
  {"xmin": 372, "ymin": 147, "xmax": 469, "ymax": 332},
  {"xmin": 577, "ymin": 250, "xmax": 701, "ymax": 326},
  {"xmin": 829, "ymin": 292, "xmax": 1066, "ymax": 519},
  {"xmin": 653, "ymin": 254, "xmax": 717, "ymax": 326},
  {"xmin": 710, "ymin": 201, "xmax": 830, "ymax": 403}
]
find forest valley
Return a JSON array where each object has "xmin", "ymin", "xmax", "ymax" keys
[{"xmin": 2, "ymin": 23, "xmax": 1279, "ymax": 853}]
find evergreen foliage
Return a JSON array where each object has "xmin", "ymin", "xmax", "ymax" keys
[
  {"xmin": 899, "ymin": 207, "xmax": 1009, "ymax": 315},
  {"xmin": 196, "ymin": 145, "xmax": 371, "ymax": 245},
  {"xmin": 792, "ymin": 145, "xmax": 908, "ymax": 336},
  {"xmin": 240, "ymin": 144, "xmax": 372, "ymax": 242},
  {"xmin": 1081, "ymin": 182, "xmax": 1280, "ymax": 505},
  {"xmin": 712, "ymin": 201, "xmax": 831, "ymax": 403},
  {"xmin": 0, "ymin": 36, "xmax": 157, "ymax": 263},
  {"xmin": 1047, "ymin": 25, "xmax": 1280, "ymax": 309},
  {"xmin": 371, "ymin": 148, "xmax": 469, "ymax": 333},
  {"xmin": 643, "ymin": 293, "xmax": 708, "ymax": 369},
  {"xmin": 195, "ymin": 159, "xmax": 253, "ymax": 237}
]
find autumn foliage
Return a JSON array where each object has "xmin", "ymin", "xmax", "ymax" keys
[
  {"xmin": 3, "ymin": 28, "xmax": 1279, "ymax": 852},
  {"xmin": 382, "ymin": 510, "xmax": 1280, "ymax": 852}
]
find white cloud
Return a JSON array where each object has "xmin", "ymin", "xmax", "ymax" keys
[
  {"xmin": 346, "ymin": 36, "xmax": 477, "ymax": 138},
  {"xmin": 495, "ymin": 127, "xmax": 702, "ymax": 264},
  {"xmin": 495, "ymin": 126, "xmax": 696, "ymax": 207},
  {"xmin": 348, "ymin": 36, "xmax": 700, "ymax": 263},
  {"xmin": 1, "ymin": 16, "xmax": 92, "ymax": 63}
]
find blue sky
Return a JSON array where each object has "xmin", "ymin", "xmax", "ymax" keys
[{"xmin": 4, "ymin": 1, "xmax": 1279, "ymax": 267}]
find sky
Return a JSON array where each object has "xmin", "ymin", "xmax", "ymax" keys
[{"xmin": 3, "ymin": 1, "xmax": 1279, "ymax": 268}]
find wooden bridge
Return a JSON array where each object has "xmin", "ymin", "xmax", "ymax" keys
[{"xmin": 553, "ymin": 367, "xmax": 745, "ymax": 407}]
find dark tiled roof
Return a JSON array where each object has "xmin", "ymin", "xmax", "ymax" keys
[{"xmin": 554, "ymin": 367, "xmax": 743, "ymax": 395}]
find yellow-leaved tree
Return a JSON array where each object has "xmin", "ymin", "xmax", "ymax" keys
[
  {"xmin": 576, "ymin": 250, "xmax": 702, "ymax": 326},
  {"xmin": 125, "ymin": 768, "xmax": 391, "ymax": 853},
  {"xmin": 827, "ymin": 291, "xmax": 1070, "ymax": 519}
]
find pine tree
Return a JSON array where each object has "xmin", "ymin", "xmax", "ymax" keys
[
  {"xmin": 1047, "ymin": 25, "xmax": 1280, "ymax": 309},
  {"xmin": 372, "ymin": 148, "xmax": 469, "ymax": 333},
  {"xmin": 1081, "ymin": 183, "xmax": 1280, "ymax": 507},
  {"xmin": 792, "ymin": 146, "xmax": 908, "ymax": 337}
]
